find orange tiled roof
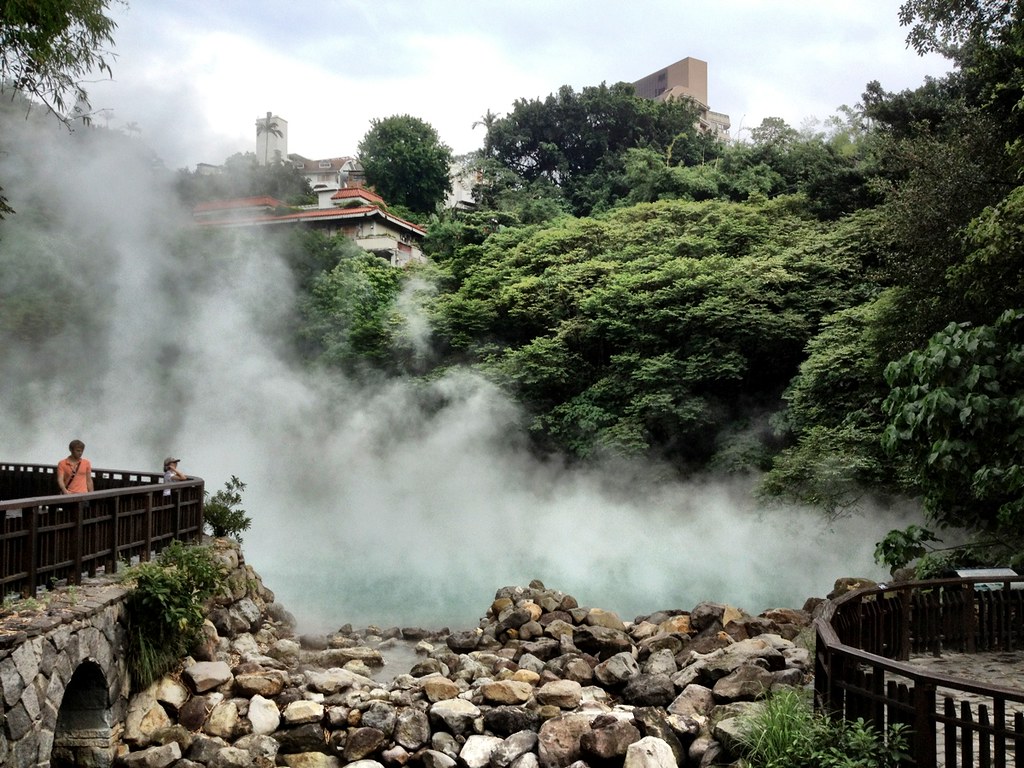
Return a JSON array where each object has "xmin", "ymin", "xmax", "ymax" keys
[
  {"xmin": 193, "ymin": 200, "xmax": 425, "ymax": 234},
  {"xmin": 331, "ymin": 187, "xmax": 385, "ymax": 205},
  {"xmin": 192, "ymin": 196, "xmax": 284, "ymax": 213}
]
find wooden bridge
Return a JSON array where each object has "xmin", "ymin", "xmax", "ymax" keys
[
  {"xmin": 816, "ymin": 575, "xmax": 1024, "ymax": 767},
  {"xmin": 1, "ymin": 462, "xmax": 205, "ymax": 598}
]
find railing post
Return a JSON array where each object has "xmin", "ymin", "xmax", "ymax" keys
[
  {"xmin": 25, "ymin": 505, "xmax": 39, "ymax": 597},
  {"xmin": 73, "ymin": 502, "xmax": 84, "ymax": 585},
  {"xmin": 111, "ymin": 495, "xmax": 121, "ymax": 574},
  {"xmin": 144, "ymin": 491, "xmax": 153, "ymax": 561},
  {"xmin": 913, "ymin": 679, "xmax": 937, "ymax": 767},
  {"xmin": 814, "ymin": 625, "xmax": 829, "ymax": 712},
  {"xmin": 899, "ymin": 588, "xmax": 911, "ymax": 661},
  {"xmin": 197, "ymin": 481, "xmax": 205, "ymax": 543},
  {"xmin": 967, "ymin": 582, "xmax": 978, "ymax": 653}
]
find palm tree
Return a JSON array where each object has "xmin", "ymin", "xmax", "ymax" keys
[
  {"xmin": 256, "ymin": 111, "xmax": 283, "ymax": 165},
  {"xmin": 472, "ymin": 109, "xmax": 500, "ymax": 156}
]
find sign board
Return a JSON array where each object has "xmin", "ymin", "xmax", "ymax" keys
[{"xmin": 955, "ymin": 567, "xmax": 1023, "ymax": 590}]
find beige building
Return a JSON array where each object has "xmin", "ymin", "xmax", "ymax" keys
[{"xmin": 633, "ymin": 57, "xmax": 730, "ymax": 138}]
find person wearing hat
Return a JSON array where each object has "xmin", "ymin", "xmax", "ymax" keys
[{"xmin": 163, "ymin": 456, "xmax": 186, "ymax": 496}]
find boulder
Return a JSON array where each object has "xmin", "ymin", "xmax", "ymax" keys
[
  {"xmin": 537, "ymin": 711, "xmax": 601, "ymax": 768},
  {"xmin": 579, "ymin": 716, "xmax": 641, "ymax": 759},
  {"xmin": 624, "ymin": 736, "xmax": 676, "ymax": 768},
  {"xmin": 593, "ymin": 652, "xmax": 640, "ymax": 687},
  {"xmin": 459, "ymin": 734, "xmax": 504, "ymax": 768},
  {"xmin": 428, "ymin": 698, "xmax": 482, "ymax": 737},
  {"xmin": 184, "ymin": 661, "xmax": 233, "ymax": 694}
]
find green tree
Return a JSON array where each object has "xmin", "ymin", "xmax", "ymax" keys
[
  {"xmin": 299, "ymin": 249, "xmax": 407, "ymax": 373},
  {"xmin": 0, "ymin": 0, "xmax": 122, "ymax": 216},
  {"xmin": 430, "ymin": 196, "xmax": 861, "ymax": 468},
  {"xmin": 472, "ymin": 108, "xmax": 501, "ymax": 156},
  {"xmin": 358, "ymin": 114, "xmax": 453, "ymax": 215},
  {"xmin": 881, "ymin": 310, "xmax": 1024, "ymax": 534},
  {"xmin": 175, "ymin": 151, "xmax": 314, "ymax": 206},
  {"xmin": 0, "ymin": 0, "xmax": 120, "ymax": 121},
  {"xmin": 485, "ymin": 82, "xmax": 713, "ymax": 216}
]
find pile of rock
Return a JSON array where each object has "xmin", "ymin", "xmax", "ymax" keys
[{"xmin": 117, "ymin": 542, "xmax": 818, "ymax": 768}]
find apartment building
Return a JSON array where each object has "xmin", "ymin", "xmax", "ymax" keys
[{"xmin": 633, "ymin": 57, "xmax": 731, "ymax": 138}]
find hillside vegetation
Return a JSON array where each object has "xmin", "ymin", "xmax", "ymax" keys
[{"xmin": 292, "ymin": 3, "xmax": 1024, "ymax": 574}]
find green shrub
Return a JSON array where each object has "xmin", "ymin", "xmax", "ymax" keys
[
  {"xmin": 736, "ymin": 687, "xmax": 910, "ymax": 768},
  {"xmin": 736, "ymin": 687, "xmax": 824, "ymax": 767},
  {"xmin": 204, "ymin": 475, "xmax": 251, "ymax": 541},
  {"xmin": 123, "ymin": 541, "xmax": 225, "ymax": 690}
]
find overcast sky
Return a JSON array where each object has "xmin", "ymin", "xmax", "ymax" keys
[{"xmin": 83, "ymin": 1, "xmax": 953, "ymax": 171}]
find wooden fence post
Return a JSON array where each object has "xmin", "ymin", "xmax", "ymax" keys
[
  {"xmin": 24, "ymin": 505, "xmax": 39, "ymax": 597},
  {"xmin": 73, "ymin": 502, "xmax": 84, "ymax": 585},
  {"xmin": 899, "ymin": 588, "xmax": 911, "ymax": 661},
  {"xmin": 913, "ymin": 679, "xmax": 937, "ymax": 767}
]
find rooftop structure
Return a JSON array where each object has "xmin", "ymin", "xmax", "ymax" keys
[
  {"xmin": 192, "ymin": 193, "xmax": 427, "ymax": 267},
  {"xmin": 632, "ymin": 56, "xmax": 730, "ymax": 138}
]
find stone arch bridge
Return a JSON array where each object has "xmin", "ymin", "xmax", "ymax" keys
[{"xmin": 1, "ymin": 580, "xmax": 130, "ymax": 767}]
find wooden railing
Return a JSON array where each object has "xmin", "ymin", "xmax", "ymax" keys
[
  {"xmin": 815, "ymin": 577, "xmax": 1024, "ymax": 767},
  {"xmin": 1, "ymin": 462, "xmax": 204, "ymax": 597}
]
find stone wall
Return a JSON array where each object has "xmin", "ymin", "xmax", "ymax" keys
[{"xmin": 0, "ymin": 579, "xmax": 130, "ymax": 767}]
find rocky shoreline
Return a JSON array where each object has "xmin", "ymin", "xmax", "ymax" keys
[{"xmin": 116, "ymin": 540, "xmax": 826, "ymax": 768}]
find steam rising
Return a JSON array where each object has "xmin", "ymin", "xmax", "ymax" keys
[{"xmin": 0, "ymin": 117, "xmax": 921, "ymax": 632}]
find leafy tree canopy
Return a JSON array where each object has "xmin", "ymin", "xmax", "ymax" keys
[
  {"xmin": 0, "ymin": 0, "xmax": 120, "ymax": 120},
  {"xmin": 881, "ymin": 309, "xmax": 1024, "ymax": 535},
  {"xmin": 358, "ymin": 114, "xmax": 453, "ymax": 215},
  {"xmin": 429, "ymin": 195, "xmax": 866, "ymax": 467},
  {"xmin": 484, "ymin": 82, "xmax": 717, "ymax": 216},
  {"xmin": 174, "ymin": 152, "xmax": 314, "ymax": 207},
  {"xmin": 0, "ymin": 0, "xmax": 123, "ymax": 217}
]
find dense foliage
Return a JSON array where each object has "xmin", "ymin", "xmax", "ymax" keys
[
  {"xmin": 882, "ymin": 310, "xmax": 1024, "ymax": 534},
  {"xmin": 358, "ymin": 114, "xmax": 453, "ymax": 215},
  {"xmin": 268, "ymin": 1, "xmax": 1024, "ymax": 566},
  {"xmin": 175, "ymin": 151, "xmax": 315, "ymax": 206},
  {"xmin": 429, "ymin": 197, "xmax": 867, "ymax": 467},
  {"xmin": 3, "ymin": 0, "xmax": 1022, "ymax": 573},
  {"xmin": 123, "ymin": 541, "xmax": 225, "ymax": 689}
]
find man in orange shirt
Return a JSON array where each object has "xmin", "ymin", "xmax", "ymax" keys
[{"xmin": 57, "ymin": 439, "xmax": 94, "ymax": 494}]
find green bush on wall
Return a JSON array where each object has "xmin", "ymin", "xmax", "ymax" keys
[{"xmin": 123, "ymin": 541, "xmax": 225, "ymax": 690}]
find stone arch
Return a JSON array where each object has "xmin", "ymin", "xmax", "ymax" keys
[{"xmin": 50, "ymin": 660, "xmax": 116, "ymax": 768}]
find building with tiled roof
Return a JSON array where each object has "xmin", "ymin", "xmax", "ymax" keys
[
  {"xmin": 289, "ymin": 154, "xmax": 365, "ymax": 194},
  {"xmin": 193, "ymin": 194, "xmax": 426, "ymax": 267}
]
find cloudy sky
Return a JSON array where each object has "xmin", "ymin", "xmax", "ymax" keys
[{"xmin": 83, "ymin": 0, "xmax": 953, "ymax": 170}]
